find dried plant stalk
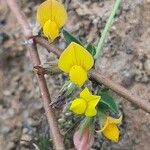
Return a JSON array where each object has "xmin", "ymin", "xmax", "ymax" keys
[{"xmin": 6, "ymin": 0, "xmax": 65, "ymax": 149}]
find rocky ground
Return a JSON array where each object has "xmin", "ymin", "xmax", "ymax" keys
[{"xmin": 0, "ymin": 0, "xmax": 150, "ymax": 149}]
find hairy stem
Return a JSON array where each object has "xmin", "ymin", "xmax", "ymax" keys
[{"xmin": 94, "ymin": 0, "xmax": 121, "ymax": 59}]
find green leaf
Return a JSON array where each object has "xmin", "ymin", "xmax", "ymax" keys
[
  {"xmin": 100, "ymin": 93, "xmax": 119, "ymax": 114},
  {"xmin": 97, "ymin": 102, "xmax": 110, "ymax": 114},
  {"xmin": 86, "ymin": 43, "xmax": 96, "ymax": 56},
  {"xmin": 63, "ymin": 29, "xmax": 83, "ymax": 46}
]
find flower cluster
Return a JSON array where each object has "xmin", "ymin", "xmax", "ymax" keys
[
  {"xmin": 58, "ymin": 42, "xmax": 100, "ymax": 116},
  {"xmin": 58, "ymin": 42, "xmax": 122, "ymax": 142},
  {"xmin": 36, "ymin": 0, "xmax": 122, "ymax": 145},
  {"xmin": 70, "ymin": 87, "xmax": 100, "ymax": 117}
]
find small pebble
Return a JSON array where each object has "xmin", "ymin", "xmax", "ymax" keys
[
  {"xmin": 21, "ymin": 134, "xmax": 32, "ymax": 142},
  {"xmin": 22, "ymin": 128, "xmax": 29, "ymax": 134},
  {"xmin": 7, "ymin": 142, "xmax": 15, "ymax": 150},
  {"xmin": 3, "ymin": 90, "xmax": 12, "ymax": 96},
  {"xmin": 0, "ymin": 126, "xmax": 11, "ymax": 134}
]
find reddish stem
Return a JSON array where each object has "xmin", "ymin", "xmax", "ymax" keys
[
  {"xmin": 79, "ymin": 128, "xmax": 89, "ymax": 150},
  {"xmin": 6, "ymin": 0, "xmax": 65, "ymax": 149},
  {"xmin": 90, "ymin": 69, "xmax": 150, "ymax": 113}
]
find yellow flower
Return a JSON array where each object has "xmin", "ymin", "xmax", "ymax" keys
[
  {"xmin": 97, "ymin": 115, "xmax": 122, "ymax": 142},
  {"xmin": 37, "ymin": 0, "xmax": 67, "ymax": 41},
  {"xmin": 70, "ymin": 88, "xmax": 100, "ymax": 117},
  {"xmin": 58, "ymin": 42, "xmax": 94, "ymax": 86}
]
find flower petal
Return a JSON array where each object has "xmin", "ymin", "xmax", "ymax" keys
[
  {"xmin": 37, "ymin": 0, "xmax": 52, "ymax": 27},
  {"xmin": 43, "ymin": 20, "xmax": 59, "ymax": 42},
  {"xmin": 73, "ymin": 43, "xmax": 94, "ymax": 71},
  {"xmin": 69, "ymin": 65, "xmax": 87, "ymax": 87},
  {"xmin": 58, "ymin": 43, "xmax": 75, "ymax": 73},
  {"xmin": 108, "ymin": 115, "xmax": 122, "ymax": 124},
  {"xmin": 80, "ymin": 87, "xmax": 101, "ymax": 102},
  {"xmin": 97, "ymin": 115, "xmax": 122, "ymax": 133},
  {"xmin": 52, "ymin": 0, "xmax": 67, "ymax": 28},
  {"xmin": 102, "ymin": 124, "xmax": 120, "ymax": 142},
  {"xmin": 85, "ymin": 98, "xmax": 100, "ymax": 117},
  {"xmin": 58, "ymin": 42, "xmax": 94, "ymax": 73},
  {"xmin": 70, "ymin": 98, "xmax": 86, "ymax": 115},
  {"xmin": 37, "ymin": 0, "xmax": 67, "ymax": 27}
]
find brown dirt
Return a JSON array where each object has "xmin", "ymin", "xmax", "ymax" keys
[{"xmin": 0, "ymin": 0, "xmax": 150, "ymax": 150}]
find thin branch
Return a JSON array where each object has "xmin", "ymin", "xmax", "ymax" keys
[
  {"xmin": 89, "ymin": 69, "xmax": 150, "ymax": 113},
  {"xmin": 34, "ymin": 36, "xmax": 150, "ymax": 113},
  {"xmin": 6, "ymin": 0, "xmax": 65, "ymax": 149},
  {"xmin": 34, "ymin": 36, "xmax": 62, "ymax": 56},
  {"xmin": 35, "ymin": 36, "xmax": 62, "ymax": 58}
]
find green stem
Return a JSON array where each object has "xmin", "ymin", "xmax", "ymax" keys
[{"xmin": 94, "ymin": 0, "xmax": 121, "ymax": 59}]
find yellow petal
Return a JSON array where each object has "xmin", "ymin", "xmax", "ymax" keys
[
  {"xmin": 70, "ymin": 98, "xmax": 87, "ymax": 115},
  {"xmin": 37, "ymin": 0, "xmax": 67, "ymax": 27},
  {"xmin": 43, "ymin": 20, "xmax": 59, "ymax": 42},
  {"xmin": 85, "ymin": 98, "xmax": 100, "ymax": 117},
  {"xmin": 102, "ymin": 124, "xmax": 120, "ymax": 142},
  {"xmin": 98, "ymin": 115, "xmax": 122, "ymax": 133},
  {"xmin": 37, "ymin": 0, "xmax": 53, "ymax": 27},
  {"xmin": 80, "ymin": 87, "xmax": 101, "ymax": 102},
  {"xmin": 73, "ymin": 42, "xmax": 94, "ymax": 70},
  {"xmin": 58, "ymin": 43, "xmax": 75, "ymax": 73},
  {"xmin": 52, "ymin": 0, "xmax": 67, "ymax": 28},
  {"xmin": 58, "ymin": 42, "xmax": 94, "ymax": 73},
  {"xmin": 69, "ymin": 65, "xmax": 87, "ymax": 87},
  {"xmin": 108, "ymin": 115, "xmax": 122, "ymax": 124}
]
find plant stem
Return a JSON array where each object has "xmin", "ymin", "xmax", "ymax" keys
[
  {"xmin": 89, "ymin": 69, "xmax": 150, "ymax": 113},
  {"xmin": 94, "ymin": 0, "xmax": 121, "ymax": 59},
  {"xmin": 79, "ymin": 128, "xmax": 89, "ymax": 150},
  {"xmin": 6, "ymin": 0, "xmax": 65, "ymax": 149}
]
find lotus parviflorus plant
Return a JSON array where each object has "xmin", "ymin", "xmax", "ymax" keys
[
  {"xmin": 58, "ymin": 42, "xmax": 94, "ymax": 87},
  {"xmin": 37, "ymin": 0, "xmax": 67, "ymax": 42},
  {"xmin": 97, "ymin": 115, "xmax": 122, "ymax": 142},
  {"xmin": 35, "ymin": 0, "xmax": 123, "ymax": 148}
]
